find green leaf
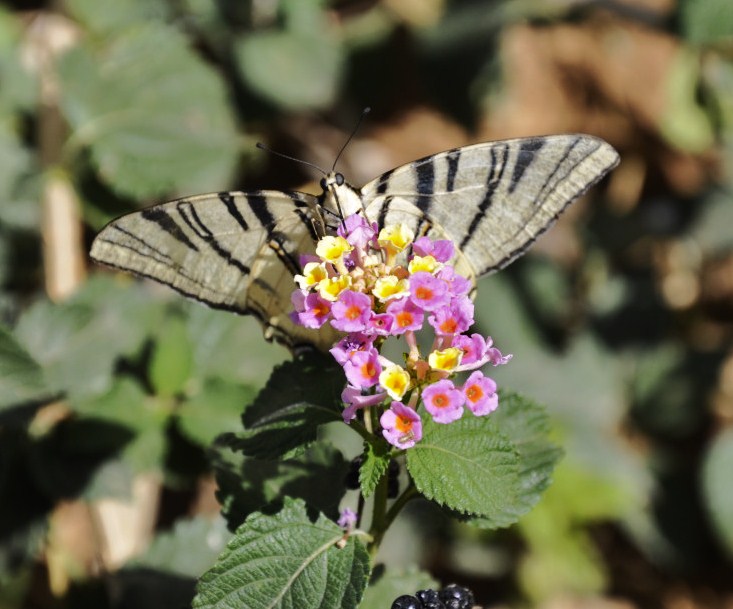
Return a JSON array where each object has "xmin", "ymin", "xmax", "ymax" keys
[
  {"xmin": 407, "ymin": 412, "xmax": 520, "ymax": 517},
  {"xmin": 73, "ymin": 379, "xmax": 169, "ymax": 473},
  {"xmin": 235, "ymin": 29, "xmax": 343, "ymax": 110},
  {"xmin": 468, "ymin": 391, "xmax": 562, "ymax": 529},
  {"xmin": 359, "ymin": 567, "xmax": 438, "ymax": 609},
  {"xmin": 131, "ymin": 515, "xmax": 232, "ymax": 578},
  {"xmin": 192, "ymin": 498, "xmax": 370, "ymax": 609},
  {"xmin": 212, "ymin": 440, "xmax": 348, "ymax": 529},
  {"xmin": 0, "ymin": 323, "xmax": 50, "ymax": 411},
  {"xmin": 58, "ymin": 23, "xmax": 239, "ymax": 199},
  {"xmin": 359, "ymin": 441, "xmax": 391, "ymax": 498},
  {"xmin": 149, "ymin": 315, "xmax": 193, "ymax": 397},
  {"xmin": 681, "ymin": 0, "xmax": 733, "ymax": 45},
  {"xmin": 702, "ymin": 427, "xmax": 733, "ymax": 559},
  {"xmin": 235, "ymin": 352, "xmax": 345, "ymax": 459},
  {"xmin": 178, "ymin": 379, "xmax": 256, "ymax": 447},
  {"xmin": 186, "ymin": 306, "xmax": 287, "ymax": 387},
  {"xmin": 13, "ymin": 276, "xmax": 161, "ymax": 399},
  {"xmin": 65, "ymin": 0, "xmax": 170, "ymax": 35}
]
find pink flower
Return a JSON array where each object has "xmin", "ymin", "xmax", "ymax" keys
[
  {"xmin": 486, "ymin": 337, "xmax": 513, "ymax": 366},
  {"xmin": 330, "ymin": 333, "xmax": 374, "ymax": 365},
  {"xmin": 341, "ymin": 385, "xmax": 387, "ymax": 423},
  {"xmin": 331, "ymin": 290, "xmax": 372, "ymax": 332},
  {"xmin": 437, "ymin": 266, "xmax": 472, "ymax": 297},
  {"xmin": 367, "ymin": 312, "xmax": 395, "ymax": 336},
  {"xmin": 413, "ymin": 236, "xmax": 454, "ymax": 263},
  {"xmin": 338, "ymin": 214, "xmax": 377, "ymax": 250},
  {"xmin": 343, "ymin": 348, "xmax": 381, "ymax": 388},
  {"xmin": 409, "ymin": 271, "xmax": 450, "ymax": 311},
  {"xmin": 292, "ymin": 290, "xmax": 331, "ymax": 328},
  {"xmin": 462, "ymin": 371, "xmax": 498, "ymax": 416},
  {"xmin": 380, "ymin": 402, "xmax": 423, "ymax": 449},
  {"xmin": 337, "ymin": 507, "xmax": 357, "ymax": 531},
  {"xmin": 386, "ymin": 298, "xmax": 424, "ymax": 334},
  {"xmin": 422, "ymin": 379, "xmax": 465, "ymax": 423},
  {"xmin": 428, "ymin": 296, "xmax": 474, "ymax": 336},
  {"xmin": 451, "ymin": 333, "xmax": 487, "ymax": 367}
]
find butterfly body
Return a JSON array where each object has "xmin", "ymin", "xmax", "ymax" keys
[{"xmin": 90, "ymin": 134, "xmax": 619, "ymax": 351}]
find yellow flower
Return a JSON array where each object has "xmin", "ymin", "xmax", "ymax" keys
[
  {"xmin": 316, "ymin": 236, "xmax": 353, "ymax": 263},
  {"xmin": 318, "ymin": 274, "xmax": 352, "ymax": 301},
  {"xmin": 373, "ymin": 275, "xmax": 410, "ymax": 302},
  {"xmin": 379, "ymin": 365, "xmax": 411, "ymax": 401},
  {"xmin": 408, "ymin": 255, "xmax": 439, "ymax": 274},
  {"xmin": 428, "ymin": 347, "xmax": 463, "ymax": 372},
  {"xmin": 378, "ymin": 224, "xmax": 414, "ymax": 255},
  {"xmin": 294, "ymin": 262, "xmax": 328, "ymax": 290}
]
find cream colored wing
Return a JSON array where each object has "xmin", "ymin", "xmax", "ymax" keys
[
  {"xmin": 361, "ymin": 134, "xmax": 619, "ymax": 277},
  {"xmin": 90, "ymin": 190, "xmax": 341, "ymax": 351}
]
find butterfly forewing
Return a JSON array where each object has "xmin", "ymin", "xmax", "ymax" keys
[
  {"xmin": 361, "ymin": 134, "xmax": 619, "ymax": 277},
  {"xmin": 90, "ymin": 189, "xmax": 340, "ymax": 350},
  {"xmin": 91, "ymin": 133, "xmax": 619, "ymax": 352}
]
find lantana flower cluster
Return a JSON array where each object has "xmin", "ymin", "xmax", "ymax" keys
[{"xmin": 291, "ymin": 214, "xmax": 511, "ymax": 449}]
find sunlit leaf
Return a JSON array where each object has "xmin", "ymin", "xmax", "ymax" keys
[{"xmin": 193, "ymin": 498, "xmax": 369, "ymax": 609}]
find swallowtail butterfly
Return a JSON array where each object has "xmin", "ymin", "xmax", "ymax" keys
[{"xmin": 90, "ymin": 134, "xmax": 619, "ymax": 351}]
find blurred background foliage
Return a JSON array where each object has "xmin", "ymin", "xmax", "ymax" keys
[{"xmin": 1, "ymin": 0, "xmax": 733, "ymax": 607}]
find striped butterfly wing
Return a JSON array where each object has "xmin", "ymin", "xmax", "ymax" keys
[
  {"xmin": 361, "ymin": 134, "xmax": 619, "ymax": 278},
  {"xmin": 90, "ymin": 190, "xmax": 341, "ymax": 351}
]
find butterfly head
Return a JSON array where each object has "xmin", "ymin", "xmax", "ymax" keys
[{"xmin": 319, "ymin": 171, "xmax": 366, "ymax": 223}]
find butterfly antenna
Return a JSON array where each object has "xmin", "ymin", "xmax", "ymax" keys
[
  {"xmin": 256, "ymin": 142, "xmax": 328, "ymax": 176},
  {"xmin": 331, "ymin": 107, "xmax": 371, "ymax": 172}
]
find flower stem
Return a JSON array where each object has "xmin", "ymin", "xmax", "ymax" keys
[{"xmin": 366, "ymin": 470, "xmax": 389, "ymax": 559}]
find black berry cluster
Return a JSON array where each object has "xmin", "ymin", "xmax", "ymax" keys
[{"xmin": 390, "ymin": 584, "xmax": 475, "ymax": 609}]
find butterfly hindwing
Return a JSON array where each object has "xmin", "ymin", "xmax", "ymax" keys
[
  {"xmin": 90, "ymin": 189, "xmax": 341, "ymax": 350},
  {"xmin": 360, "ymin": 134, "xmax": 619, "ymax": 277},
  {"xmin": 91, "ymin": 133, "xmax": 619, "ymax": 351}
]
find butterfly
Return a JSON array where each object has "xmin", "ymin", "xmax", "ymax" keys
[{"xmin": 90, "ymin": 134, "xmax": 619, "ymax": 351}]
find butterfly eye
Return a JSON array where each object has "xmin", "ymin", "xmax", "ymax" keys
[
  {"xmin": 319, "ymin": 177, "xmax": 328, "ymax": 190},
  {"xmin": 335, "ymin": 173, "xmax": 345, "ymax": 186}
]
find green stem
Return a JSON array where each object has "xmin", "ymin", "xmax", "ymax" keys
[
  {"xmin": 366, "ymin": 470, "xmax": 389, "ymax": 559},
  {"xmin": 366, "ymin": 480, "xmax": 419, "ymax": 560}
]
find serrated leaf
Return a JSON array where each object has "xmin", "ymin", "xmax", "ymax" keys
[
  {"xmin": 702, "ymin": 427, "xmax": 733, "ymax": 559},
  {"xmin": 359, "ymin": 567, "xmax": 438, "ymax": 609},
  {"xmin": 235, "ymin": 353, "xmax": 344, "ymax": 459},
  {"xmin": 406, "ymin": 413, "xmax": 519, "ymax": 517},
  {"xmin": 212, "ymin": 440, "xmax": 348, "ymax": 530},
  {"xmin": 359, "ymin": 441, "xmax": 391, "ymax": 498},
  {"xmin": 467, "ymin": 391, "xmax": 562, "ymax": 529},
  {"xmin": 58, "ymin": 23, "xmax": 239, "ymax": 199},
  {"xmin": 0, "ymin": 323, "xmax": 50, "ymax": 411},
  {"xmin": 192, "ymin": 498, "xmax": 370, "ymax": 609},
  {"xmin": 149, "ymin": 315, "xmax": 193, "ymax": 397},
  {"xmin": 235, "ymin": 30, "xmax": 343, "ymax": 110}
]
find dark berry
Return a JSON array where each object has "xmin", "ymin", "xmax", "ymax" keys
[
  {"xmin": 416, "ymin": 588, "xmax": 445, "ymax": 608},
  {"xmin": 416, "ymin": 589, "xmax": 441, "ymax": 604},
  {"xmin": 344, "ymin": 455, "xmax": 363, "ymax": 490},
  {"xmin": 438, "ymin": 584, "xmax": 474, "ymax": 609},
  {"xmin": 391, "ymin": 594, "xmax": 423, "ymax": 609},
  {"xmin": 387, "ymin": 475, "xmax": 399, "ymax": 498}
]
